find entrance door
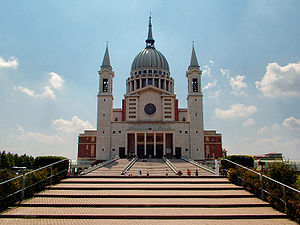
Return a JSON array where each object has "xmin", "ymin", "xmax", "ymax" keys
[
  {"xmin": 175, "ymin": 147, "xmax": 182, "ymax": 159},
  {"xmin": 137, "ymin": 145, "xmax": 144, "ymax": 158},
  {"xmin": 156, "ymin": 144, "xmax": 163, "ymax": 158},
  {"xmin": 146, "ymin": 145, "xmax": 154, "ymax": 158},
  {"xmin": 119, "ymin": 147, "xmax": 125, "ymax": 158}
]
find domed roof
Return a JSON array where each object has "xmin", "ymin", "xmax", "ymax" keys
[
  {"xmin": 131, "ymin": 47, "xmax": 169, "ymax": 71},
  {"xmin": 130, "ymin": 16, "xmax": 169, "ymax": 72}
]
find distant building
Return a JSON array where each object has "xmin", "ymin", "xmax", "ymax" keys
[
  {"xmin": 77, "ymin": 17, "xmax": 222, "ymax": 163},
  {"xmin": 77, "ymin": 130, "xmax": 96, "ymax": 163},
  {"xmin": 253, "ymin": 152, "xmax": 283, "ymax": 161},
  {"xmin": 204, "ymin": 130, "xmax": 224, "ymax": 159}
]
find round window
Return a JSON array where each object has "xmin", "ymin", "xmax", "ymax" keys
[{"xmin": 144, "ymin": 103, "xmax": 156, "ymax": 115}]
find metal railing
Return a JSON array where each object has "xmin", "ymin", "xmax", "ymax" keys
[
  {"xmin": 0, "ymin": 159, "xmax": 69, "ymax": 203},
  {"xmin": 121, "ymin": 156, "xmax": 138, "ymax": 175},
  {"xmin": 181, "ymin": 156, "xmax": 215, "ymax": 174},
  {"xmin": 81, "ymin": 155, "xmax": 120, "ymax": 175},
  {"xmin": 162, "ymin": 156, "xmax": 178, "ymax": 174},
  {"xmin": 221, "ymin": 159, "xmax": 300, "ymax": 213}
]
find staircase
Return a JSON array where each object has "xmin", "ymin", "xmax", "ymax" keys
[{"xmin": 0, "ymin": 159, "xmax": 296, "ymax": 224}]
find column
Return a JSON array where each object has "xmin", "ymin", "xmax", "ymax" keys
[
  {"xmin": 172, "ymin": 132, "xmax": 175, "ymax": 157},
  {"xmin": 154, "ymin": 132, "xmax": 156, "ymax": 157},
  {"xmin": 135, "ymin": 133, "xmax": 137, "ymax": 156},
  {"xmin": 163, "ymin": 133, "xmax": 166, "ymax": 156},
  {"xmin": 144, "ymin": 132, "xmax": 147, "ymax": 157},
  {"xmin": 125, "ymin": 132, "xmax": 128, "ymax": 156}
]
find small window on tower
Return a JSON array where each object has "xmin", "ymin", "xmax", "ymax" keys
[
  {"xmin": 154, "ymin": 79, "xmax": 159, "ymax": 88},
  {"xmin": 136, "ymin": 80, "xmax": 140, "ymax": 89},
  {"xmin": 192, "ymin": 78, "xmax": 198, "ymax": 92},
  {"xmin": 166, "ymin": 80, "xmax": 169, "ymax": 91},
  {"xmin": 103, "ymin": 79, "xmax": 108, "ymax": 92},
  {"xmin": 148, "ymin": 78, "xmax": 153, "ymax": 85}
]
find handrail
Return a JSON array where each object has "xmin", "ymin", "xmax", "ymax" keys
[
  {"xmin": 0, "ymin": 158, "xmax": 68, "ymax": 186},
  {"xmin": 162, "ymin": 157, "xmax": 178, "ymax": 175},
  {"xmin": 181, "ymin": 156, "xmax": 215, "ymax": 174},
  {"xmin": 222, "ymin": 159, "xmax": 300, "ymax": 193},
  {"xmin": 121, "ymin": 156, "xmax": 138, "ymax": 175},
  {"xmin": 0, "ymin": 158, "xmax": 69, "ymax": 203},
  {"xmin": 81, "ymin": 155, "xmax": 119, "ymax": 175}
]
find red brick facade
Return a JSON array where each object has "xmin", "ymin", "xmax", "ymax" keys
[
  {"xmin": 78, "ymin": 131, "xmax": 97, "ymax": 161},
  {"xmin": 204, "ymin": 130, "xmax": 223, "ymax": 159}
]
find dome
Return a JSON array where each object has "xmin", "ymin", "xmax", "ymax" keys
[{"xmin": 131, "ymin": 47, "xmax": 169, "ymax": 72}]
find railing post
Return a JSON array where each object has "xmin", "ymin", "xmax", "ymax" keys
[
  {"xmin": 282, "ymin": 185, "xmax": 287, "ymax": 213},
  {"xmin": 21, "ymin": 174, "xmax": 26, "ymax": 201},
  {"xmin": 236, "ymin": 167, "xmax": 240, "ymax": 185},
  {"xmin": 260, "ymin": 174, "xmax": 264, "ymax": 200},
  {"xmin": 49, "ymin": 165, "xmax": 53, "ymax": 186}
]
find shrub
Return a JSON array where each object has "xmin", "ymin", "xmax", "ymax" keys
[
  {"xmin": 266, "ymin": 162, "xmax": 297, "ymax": 187},
  {"xmin": 221, "ymin": 155, "xmax": 254, "ymax": 173},
  {"xmin": 34, "ymin": 156, "xmax": 69, "ymax": 177}
]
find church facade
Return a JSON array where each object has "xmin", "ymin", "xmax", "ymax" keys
[{"xmin": 78, "ymin": 18, "xmax": 223, "ymax": 162}]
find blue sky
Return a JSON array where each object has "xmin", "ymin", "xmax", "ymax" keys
[{"xmin": 0, "ymin": 0, "xmax": 299, "ymax": 160}]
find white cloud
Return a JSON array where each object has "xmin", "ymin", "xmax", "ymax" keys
[
  {"xmin": 203, "ymin": 80, "xmax": 217, "ymax": 90},
  {"xmin": 207, "ymin": 89, "xmax": 221, "ymax": 102},
  {"xmin": 14, "ymin": 86, "xmax": 36, "ymax": 97},
  {"xmin": 255, "ymin": 136, "xmax": 280, "ymax": 146},
  {"xmin": 16, "ymin": 124, "xmax": 25, "ymax": 134},
  {"xmin": 257, "ymin": 126, "xmax": 269, "ymax": 134},
  {"xmin": 14, "ymin": 85, "xmax": 56, "ymax": 100},
  {"xmin": 52, "ymin": 116, "xmax": 94, "ymax": 134},
  {"xmin": 230, "ymin": 75, "xmax": 248, "ymax": 96},
  {"xmin": 282, "ymin": 116, "xmax": 300, "ymax": 130},
  {"xmin": 16, "ymin": 125, "xmax": 62, "ymax": 143},
  {"xmin": 271, "ymin": 123, "xmax": 280, "ymax": 130},
  {"xmin": 242, "ymin": 118, "xmax": 256, "ymax": 127},
  {"xmin": 215, "ymin": 103, "xmax": 258, "ymax": 119},
  {"xmin": 49, "ymin": 72, "xmax": 64, "ymax": 89},
  {"xmin": 255, "ymin": 61, "xmax": 300, "ymax": 97},
  {"xmin": 220, "ymin": 68, "xmax": 230, "ymax": 79},
  {"xmin": 0, "ymin": 56, "xmax": 18, "ymax": 69},
  {"xmin": 13, "ymin": 72, "xmax": 63, "ymax": 100}
]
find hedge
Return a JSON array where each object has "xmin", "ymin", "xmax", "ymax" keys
[
  {"xmin": 221, "ymin": 155, "xmax": 254, "ymax": 172},
  {"xmin": 0, "ymin": 156, "xmax": 69, "ymax": 211}
]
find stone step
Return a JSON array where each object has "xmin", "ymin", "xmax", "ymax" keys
[
  {"xmin": 0, "ymin": 206, "xmax": 287, "ymax": 219},
  {"xmin": 61, "ymin": 176, "xmax": 230, "ymax": 183},
  {"xmin": 49, "ymin": 185, "xmax": 243, "ymax": 190},
  {"xmin": 18, "ymin": 197, "xmax": 270, "ymax": 207},
  {"xmin": 0, "ymin": 218, "xmax": 297, "ymax": 225},
  {"xmin": 36, "ymin": 189, "xmax": 254, "ymax": 198}
]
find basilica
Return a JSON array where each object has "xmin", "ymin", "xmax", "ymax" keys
[{"xmin": 78, "ymin": 17, "xmax": 223, "ymax": 162}]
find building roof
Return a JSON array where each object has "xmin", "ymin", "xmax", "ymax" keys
[
  {"xmin": 101, "ymin": 45, "xmax": 112, "ymax": 70},
  {"xmin": 131, "ymin": 16, "xmax": 169, "ymax": 72}
]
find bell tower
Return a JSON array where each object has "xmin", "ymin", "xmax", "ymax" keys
[
  {"xmin": 186, "ymin": 44, "xmax": 204, "ymax": 159},
  {"xmin": 96, "ymin": 45, "xmax": 114, "ymax": 160}
]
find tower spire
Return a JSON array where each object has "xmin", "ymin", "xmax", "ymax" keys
[
  {"xmin": 101, "ymin": 44, "xmax": 112, "ymax": 70},
  {"xmin": 188, "ymin": 43, "xmax": 199, "ymax": 70},
  {"xmin": 145, "ymin": 15, "xmax": 155, "ymax": 48}
]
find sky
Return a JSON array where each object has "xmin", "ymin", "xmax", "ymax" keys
[{"xmin": 0, "ymin": 0, "xmax": 300, "ymax": 160}]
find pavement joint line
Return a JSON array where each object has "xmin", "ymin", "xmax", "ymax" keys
[
  {"xmin": 15, "ymin": 203, "xmax": 271, "ymax": 208},
  {"xmin": 0, "ymin": 215, "xmax": 288, "ymax": 219}
]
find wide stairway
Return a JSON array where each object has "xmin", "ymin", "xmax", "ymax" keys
[
  {"xmin": 128, "ymin": 158, "xmax": 175, "ymax": 176},
  {"xmin": 169, "ymin": 158, "xmax": 213, "ymax": 176},
  {"xmin": 85, "ymin": 158, "xmax": 130, "ymax": 176},
  {"xmin": 0, "ymin": 159, "xmax": 296, "ymax": 224}
]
